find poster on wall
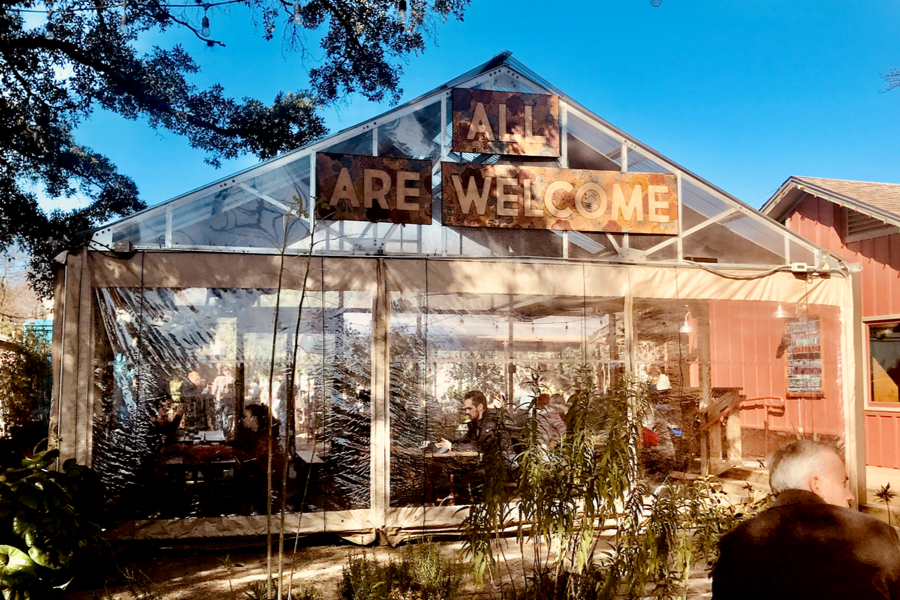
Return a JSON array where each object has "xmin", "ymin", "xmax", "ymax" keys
[
  {"xmin": 452, "ymin": 88, "xmax": 560, "ymax": 157},
  {"xmin": 316, "ymin": 153, "xmax": 432, "ymax": 224},
  {"xmin": 785, "ymin": 316, "xmax": 823, "ymax": 397},
  {"xmin": 442, "ymin": 162, "xmax": 678, "ymax": 234}
]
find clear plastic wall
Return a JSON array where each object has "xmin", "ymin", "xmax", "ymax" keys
[
  {"xmin": 85, "ymin": 253, "xmax": 849, "ymax": 529},
  {"xmin": 92, "ymin": 280, "xmax": 374, "ymax": 519}
]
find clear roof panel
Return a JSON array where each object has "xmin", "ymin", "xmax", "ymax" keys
[
  {"xmin": 377, "ymin": 101, "xmax": 442, "ymax": 160},
  {"xmin": 100, "ymin": 61, "xmax": 832, "ymax": 271}
]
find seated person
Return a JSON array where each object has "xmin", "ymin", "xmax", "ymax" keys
[
  {"xmin": 436, "ymin": 390, "xmax": 498, "ymax": 454},
  {"xmin": 231, "ymin": 403, "xmax": 284, "ymax": 512},
  {"xmin": 536, "ymin": 393, "xmax": 567, "ymax": 449},
  {"xmin": 152, "ymin": 396, "xmax": 184, "ymax": 446}
]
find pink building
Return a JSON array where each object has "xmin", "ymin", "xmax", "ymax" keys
[{"xmin": 763, "ymin": 177, "xmax": 900, "ymax": 468}]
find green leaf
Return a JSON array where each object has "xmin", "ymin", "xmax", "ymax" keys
[
  {"xmin": 27, "ymin": 547, "xmax": 59, "ymax": 570},
  {"xmin": 20, "ymin": 450, "xmax": 58, "ymax": 471},
  {"xmin": 0, "ymin": 545, "xmax": 37, "ymax": 587}
]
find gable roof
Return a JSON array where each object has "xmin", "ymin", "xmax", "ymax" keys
[
  {"xmin": 90, "ymin": 52, "xmax": 844, "ymax": 273},
  {"xmin": 762, "ymin": 176, "xmax": 900, "ymax": 229}
]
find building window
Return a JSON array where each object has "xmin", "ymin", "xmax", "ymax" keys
[{"xmin": 870, "ymin": 322, "xmax": 900, "ymax": 403}]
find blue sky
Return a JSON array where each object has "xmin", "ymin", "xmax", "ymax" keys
[{"xmin": 68, "ymin": 0, "xmax": 900, "ymax": 212}]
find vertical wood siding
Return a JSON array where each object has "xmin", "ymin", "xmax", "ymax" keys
[
  {"xmin": 788, "ymin": 194, "xmax": 900, "ymax": 467},
  {"xmin": 710, "ymin": 300, "xmax": 844, "ymax": 438}
]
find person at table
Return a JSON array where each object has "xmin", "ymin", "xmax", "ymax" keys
[
  {"xmin": 231, "ymin": 403, "xmax": 283, "ymax": 512},
  {"xmin": 536, "ymin": 393, "xmax": 567, "ymax": 449},
  {"xmin": 211, "ymin": 365, "xmax": 236, "ymax": 433},
  {"xmin": 180, "ymin": 370, "xmax": 207, "ymax": 430},
  {"xmin": 152, "ymin": 395, "xmax": 184, "ymax": 447},
  {"xmin": 435, "ymin": 390, "xmax": 499, "ymax": 454}
]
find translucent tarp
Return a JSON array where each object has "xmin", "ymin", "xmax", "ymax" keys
[
  {"xmin": 80, "ymin": 253, "xmax": 849, "ymax": 531},
  {"xmin": 92, "ymin": 282, "xmax": 373, "ymax": 519}
]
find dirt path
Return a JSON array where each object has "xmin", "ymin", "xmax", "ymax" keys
[{"xmin": 61, "ymin": 537, "xmax": 713, "ymax": 600}]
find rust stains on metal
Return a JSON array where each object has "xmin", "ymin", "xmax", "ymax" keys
[
  {"xmin": 441, "ymin": 163, "xmax": 678, "ymax": 234},
  {"xmin": 316, "ymin": 153, "xmax": 433, "ymax": 225},
  {"xmin": 452, "ymin": 89, "xmax": 560, "ymax": 157}
]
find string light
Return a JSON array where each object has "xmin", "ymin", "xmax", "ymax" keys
[
  {"xmin": 397, "ymin": 0, "xmax": 406, "ymax": 24},
  {"xmin": 45, "ymin": 9, "xmax": 53, "ymax": 39},
  {"xmin": 293, "ymin": 0, "xmax": 301, "ymax": 25},
  {"xmin": 200, "ymin": 10, "xmax": 210, "ymax": 36}
]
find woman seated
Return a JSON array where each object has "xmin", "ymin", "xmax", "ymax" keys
[{"xmin": 231, "ymin": 403, "xmax": 284, "ymax": 513}]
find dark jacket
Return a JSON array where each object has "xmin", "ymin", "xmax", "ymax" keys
[
  {"xmin": 712, "ymin": 489, "xmax": 900, "ymax": 600},
  {"xmin": 454, "ymin": 409, "xmax": 499, "ymax": 453}
]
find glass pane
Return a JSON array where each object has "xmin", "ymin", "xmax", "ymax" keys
[
  {"xmin": 683, "ymin": 213, "xmax": 785, "ymax": 265},
  {"xmin": 870, "ymin": 322, "xmax": 900, "ymax": 404},
  {"xmin": 626, "ymin": 150, "xmax": 669, "ymax": 174},
  {"xmin": 321, "ymin": 130, "xmax": 373, "ymax": 155},
  {"xmin": 92, "ymin": 284, "xmax": 373, "ymax": 520},
  {"xmin": 112, "ymin": 210, "xmax": 167, "ymax": 247},
  {"xmin": 789, "ymin": 241, "xmax": 816, "ymax": 266},
  {"xmin": 168, "ymin": 187, "xmax": 306, "ymax": 249},
  {"xmin": 564, "ymin": 231, "xmax": 615, "ymax": 259},
  {"xmin": 567, "ymin": 110, "xmax": 621, "ymax": 158},
  {"xmin": 377, "ymin": 102, "xmax": 442, "ymax": 160},
  {"xmin": 682, "ymin": 180, "xmax": 730, "ymax": 220}
]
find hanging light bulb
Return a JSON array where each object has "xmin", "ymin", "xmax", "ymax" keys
[
  {"xmin": 650, "ymin": 0, "xmax": 662, "ymax": 6},
  {"xmin": 293, "ymin": 1, "xmax": 301, "ymax": 26},
  {"xmin": 201, "ymin": 13, "xmax": 210, "ymax": 37},
  {"xmin": 679, "ymin": 313, "xmax": 692, "ymax": 334},
  {"xmin": 773, "ymin": 305, "xmax": 790, "ymax": 319},
  {"xmin": 397, "ymin": 0, "xmax": 407, "ymax": 25}
]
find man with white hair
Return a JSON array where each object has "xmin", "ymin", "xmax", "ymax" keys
[{"xmin": 713, "ymin": 439, "xmax": 900, "ymax": 600}]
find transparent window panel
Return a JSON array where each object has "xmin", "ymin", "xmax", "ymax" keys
[
  {"xmin": 377, "ymin": 102, "xmax": 442, "ymax": 160},
  {"xmin": 565, "ymin": 231, "xmax": 616, "ymax": 260},
  {"xmin": 321, "ymin": 130, "xmax": 374, "ymax": 155},
  {"xmin": 708, "ymin": 300, "xmax": 843, "ymax": 459},
  {"xmin": 566, "ymin": 132, "xmax": 621, "ymax": 171},
  {"xmin": 389, "ymin": 291, "xmax": 431, "ymax": 507},
  {"xmin": 633, "ymin": 298, "xmax": 710, "ymax": 474},
  {"xmin": 628, "ymin": 234, "xmax": 676, "ymax": 252},
  {"xmin": 646, "ymin": 242, "xmax": 677, "ymax": 262},
  {"xmin": 870, "ymin": 322, "xmax": 900, "ymax": 404},
  {"xmin": 683, "ymin": 213, "xmax": 785, "ymax": 265},
  {"xmin": 788, "ymin": 241, "xmax": 816, "ymax": 266},
  {"xmin": 92, "ymin": 285, "xmax": 373, "ymax": 520},
  {"xmin": 388, "ymin": 291, "xmax": 623, "ymax": 506},
  {"xmin": 448, "ymin": 227, "xmax": 563, "ymax": 258},
  {"xmin": 169, "ymin": 187, "xmax": 307, "ymax": 250},
  {"xmin": 567, "ymin": 110, "xmax": 621, "ymax": 158},
  {"xmin": 626, "ymin": 150, "xmax": 670, "ymax": 175},
  {"xmin": 112, "ymin": 210, "xmax": 167, "ymax": 247},
  {"xmin": 682, "ymin": 179, "xmax": 731, "ymax": 221}
]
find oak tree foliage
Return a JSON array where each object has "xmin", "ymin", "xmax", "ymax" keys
[{"xmin": 1, "ymin": 0, "xmax": 470, "ymax": 297}]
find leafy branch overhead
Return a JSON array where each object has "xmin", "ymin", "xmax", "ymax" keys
[{"xmin": 0, "ymin": 0, "xmax": 471, "ymax": 297}]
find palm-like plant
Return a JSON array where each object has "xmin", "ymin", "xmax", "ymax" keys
[{"xmin": 875, "ymin": 483, "xmax": 898, "ymax": 526}]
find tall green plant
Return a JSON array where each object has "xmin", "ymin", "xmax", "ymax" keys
[{"xmin": 463, "ymin": 368, "xmax": 764, "ymax": 600}]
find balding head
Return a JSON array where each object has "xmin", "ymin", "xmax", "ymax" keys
[{"xmin": 769, "ymin": 440, "xmax": 853, "ymax": 507}]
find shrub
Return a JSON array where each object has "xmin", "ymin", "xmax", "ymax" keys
[
  {"xmin": 338, "ymin": 542, "xmax": 463, "ymax": 600},
  {"xmin": 0, "ymin": 449, "xmax": 111, "ymax": 598}
]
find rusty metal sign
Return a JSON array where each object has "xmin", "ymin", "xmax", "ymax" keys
[
  {"xmin": 316, "ymin": 153, "xmax": 432, "ymax": 224},
  {"xmin": 452, "ymin": 89, "xmax": 560, "ymax": 157},
  {"xmin": 442, "ymin": 163, "xmax": 678, "ymax": 234}
]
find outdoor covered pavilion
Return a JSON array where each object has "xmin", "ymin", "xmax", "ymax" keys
[{"xmin": 50, "ymin": 52, "xmax": 863, "ymax": 542}]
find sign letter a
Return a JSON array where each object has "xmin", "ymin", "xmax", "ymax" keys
[
  {"xmin": 330, "ymin": 167, "xmax": 360, "ymax": 208},
  {"xmin": 466, "ymin": 102, "xmax": 494, "ymax": 141}
]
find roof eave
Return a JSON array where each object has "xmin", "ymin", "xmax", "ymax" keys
[{"xmin": 762, "ymin": 176, "xmax": 900, "ymax": 230}]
